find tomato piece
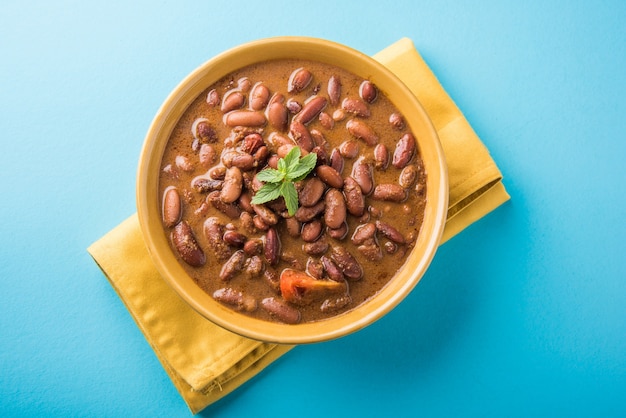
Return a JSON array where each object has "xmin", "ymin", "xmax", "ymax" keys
[{"xmin": 279, "ymin": 268, "xmax": 347, "ymax": 305}]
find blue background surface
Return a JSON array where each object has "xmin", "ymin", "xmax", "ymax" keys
[{"xmin": 1, "ymin": 1, "xmax": 625, "ymax": 416}]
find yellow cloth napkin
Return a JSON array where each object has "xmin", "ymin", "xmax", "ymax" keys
[{"xmin": 88, "ymin": 37, "xmax": 509, "ymax": 414}]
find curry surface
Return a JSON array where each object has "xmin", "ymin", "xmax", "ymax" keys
[{"xmin": 159, "ymin": 59, "xmax": 427, "ymax": 323}]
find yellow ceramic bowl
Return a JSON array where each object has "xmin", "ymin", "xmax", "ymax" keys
[{"xmin": 137, "ymin": 37, "xmax": 448, "ymax": 344}]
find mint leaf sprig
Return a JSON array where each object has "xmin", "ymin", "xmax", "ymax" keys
[{"xmin": 251, "ymin": 146, "xmax": 317, "ymax": 216}]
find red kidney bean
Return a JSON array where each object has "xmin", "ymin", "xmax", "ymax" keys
[
  {"xmin": 223, "ymin": 230, "xmax": 247, "ymax": 247},
  {"xmin": 294, "ymin": 96, "xmax": 327, "ymax": 125},
  {"xmin": 303, "ymin": 239, "xmax": 329, "ymax": 256},
  {"xmin": 266, "ymin": 198, "xmax": 287, "ymax": 216},
  {"xmin": 351, "ymin": 156, "xmax": 374, "ymax": 195},
  {"xmin": 171, "ymin": 221, "xmax": 206, "ymax": 267},
  {"xmin": 306, "ymin": 257, "xmax": 324, "ymax": 279},
  {"xmin": 375, "ymin": 220, "xmax": 406, "ymax": 244},
  {"xmin": 208, "ymin": 191, "xmax": 242, "ymax": 219},
  {"xmin": 238, "ymin": 191, "xmax": 254, "ymax": 213},
  {"xmin": 392, "ymin": 133, "xmax": 416, "ymax": 169},
  {"xmin": 284, "ymin": 216, "xmax": 301, "ymax": 238},
  {"xmin": 267, "ymin": 101, "xmax": 288, "ymax": 132},
  {"xmin": 351, "ymin": 222, "xmax": 376, "ymax": 245},
  {"xmin": 224, "ymin": 110, "xmax": 266, "ymax": 127},
  {"xmin": 298, "ymin": 177, "xmax": 325, "ymax": 207},
  {"xmin": 221, "ymin": 90, "xmax": 245, "ymax": 113},
  {"xmin": 242, "ymin": 170, "xmax": 256, "ymax": 190},
  {"xmin": 324, "ymin": 189, "xmax": 347, "ymax": 229},
  {"xmin": 220, "ymin": 149, "xmax": 238, "ymax": 167},
  {"xmin": 288, "ymin": 67, "xmax": 312, "ymax": 93},
  {"xmin": 321, "ymin": 255, "xmax": 344, "ymax": 282},
  {"xmin": 192, "ymin": 118, "xmax": 217, "ymax": 143},
  {"xmin": 389, "ymin": 112, "xmax": 405, "ymax": 130},
  {"xmin": 319, "ymin": 112, "xmax": 334, "ymax": 129},
  {"xmin": 310, "ymin": 145, "xmax": 328, "ymax": 166},
  {"xmin": 327, "ymin": 75, "xmax": 341, "ymax": 105},
  {"xmin": 339, "ymin": 139, "xmax": 359, "ymax": 159},
  {"xmin": 267, "ymin": 132, "xmax": 294, "ymax": 150},
  {"xmin": 399, "ymin": 164, "xmax": 418, "ymax": 188},
  {"xmin": 219, "ymin": 250, "xmax": 246, "ymax": 281},
  {"xmin": 343, "ymin": 177, "xmax": 365, "ymax": 217},
  {"xmin": 230, "ymin": 153, "xmax": 255, "ymax": 171},
  {"xmin": 199, "ymin": 143, "xmax": 217, "ymax": 167},
  {"xmin": 329, "ymin": 148, "xmax": 344, "ymax": 174},
  {"xmin": 220, "ymin": 166, "xmax": 243, "ymax": 203},
  {"xmin": 213, "ymin": 287, "xmax": 257, "ymax": 312},
  {"xmin": 368, "ymin": 205, "xmax": 382, "ymax": 218},
  {"xmin": 206, "ymin": 89, "xmax": 220, "ymax": 107},
  {"xmin": 326, "ymin": 221, "xmax": 348, "ymax": 240},
  {"xmin": 316, "ymin": 165, "xmax": 344, "ymax": 188},
  {"xmin": 295, "ymin": 200, "xmax": 325, "ymax": 222},
  {"xmin": 249, "ymin": 82, "xmax": 270, "ymax": 110},
  {"xmin": 372, "ymin": 184, "xmax": 407, "ymax": 202},
  {"xmin": 357, "ymin": 239, "xmax": 383, "ymax": 261},
  {"xmin": 237, "ymin": 77, "xmax": 251, "ymax": 92},
  {"xmin": 309, "ymin": 129, "xmax": 327, "ymax": 147},
  {"xmin": 301, "ymin": 219, "xmax": 323, "ymax": 242},
  {"xmin": 240, "ymin": 133, "xmax": 264, "ymax": 154},
  {"xmin": 374, "ymin": 144, "xmax": 389, "ymax": 170},
  {"xmin": 332, "ymin": 108, "xmax": 345, "ymax": 121},
  {"xmin": 243, "ymin": 237, "xmax": 263, "ymax": 256},
  {"xmin": 289, "ymin": 120, "xmax": 314, "ymax": 152},
  {"xmin": 346, "ymin": 119, "xmax": 378, "ymax": 146},
  {"xmin": 162, "ymin": 187, "xmax": 181, "ymax": 228},
  {"xmin": 320, "ymin": 295, "xmax": 351, "ymax": 313},
  {"xmin": 244, "ymin": 255, "xmax": 264, "ymax": 278},
  {"xmin": 208, "ymin": 164, "xmax": 227, "ymax": 180},
  {"xmin": 342, "ymin": 97, "xmax": 371, "ymax": 118},
  {"xmin": 197, "ymin": 125, "xmax": 217, "ymax": 145},
  {"xmin": 261, "ymin": 297, "xmax": 301, "ymax": 324},
  {"xmin": 384, "ymin": 241, "xmax": 398, "ymax": 254},
  {"xmin": 330, "ymin": 246, "xmax": 363, "ymax": 281},
  {"xmin": 264, "ymin": 227, "xmax": 281, "ymax": 266},
  {"xmin": 204, "ymin": 217, "xmax": 231, "ymax": 261},
  {"xmin": 252, "ymin": 204, "xmax": 279, "ymax": 226},
  {"xmin": 269, "ymin": 91, "xmax": 285, "ymax": 105},
  {"xmin": 277, "ymin": 143, "xmax": 296, "ymax": 159},
  {"xmin": 266, "ymin": 155, "xmax": 280, "ymax": 170},
  {"xmin": 194, "ymin": 199, "xmax": 211, "ymax": 217},
  {"xmin": 253, "ymin": 145, "xmax": 269, "ymax": 166},
  {"xmin": 359, "ymin": 80, "xmax": 378, "ymax": 103},
  {"xmin": 251, "ymin": 215, "xmax": 268, "ymax": 231},
  {"xmin": 191, "ymin": 177, "xmax": 223, "ymax": 193},
  {"xmin": 286, "ymin": 98, "xmax": 302, "ymax": 114}
]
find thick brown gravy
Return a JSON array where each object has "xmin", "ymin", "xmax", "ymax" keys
[{"xmin": 159, "ymin": 59, "xmax": 427, "ymax": 323}]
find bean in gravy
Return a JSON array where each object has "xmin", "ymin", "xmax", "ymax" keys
[{"xmin": 159, "ymin": 59, "xmax": 427, "ymax": 324}]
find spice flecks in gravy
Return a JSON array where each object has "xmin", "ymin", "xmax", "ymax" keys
[{"xmin": 159, "ymin": 59, "xmax": 427, "ymax": 323}]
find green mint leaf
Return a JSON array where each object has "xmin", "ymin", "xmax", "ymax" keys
[
  {"xmin": 251, "ymin": 182, "xmax": 282, "ymax": 205},
  {"xmin": 282, "ymin": 146, "xmax": 301, "ymax": 173},
  {"xmin": 281, "ymin": 181, "xmax": 299, "ymax": 216},
  {"xmin": 255, "ymin": 168, "xmax": 284, "ymax": 183},
  {"xmin": 288, "ymin": 152, "xmax": 318, "ymax": 181},
  {"xmin": 251, "ymin": 147, "xmax": 317, "ymax": 215},
  {"xmin": 277, "ymin": 156, "xmax": 287, "ymax": 172}
]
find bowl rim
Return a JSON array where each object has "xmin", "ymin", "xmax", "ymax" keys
[{"xmin": 137, "ymin": 36, "xmax": 449, "ymax": 344}]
